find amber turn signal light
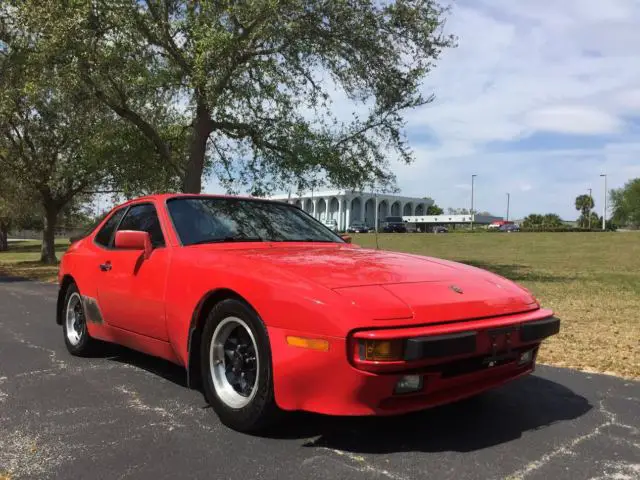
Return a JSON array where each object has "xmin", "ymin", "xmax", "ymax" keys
[
  {"xmin": 359, "ymin": 339, "xmax": 404, "ymax": 361},
  {"xmin": 286, "ymin": 336, "xmax": 330, "ymax": 352}
]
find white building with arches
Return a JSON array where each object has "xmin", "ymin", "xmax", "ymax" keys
[{"xmin": 270, "ymin": 190, "xmax": 434, "ymax": 231}]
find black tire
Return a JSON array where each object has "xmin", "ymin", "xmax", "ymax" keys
[
  {"xmin": 200, "ymin": 298, "xmax": 280, "ymax": 433},
  {"xmin": 62, "ymin": 283, "xmax": 98, "ymax": 356}
]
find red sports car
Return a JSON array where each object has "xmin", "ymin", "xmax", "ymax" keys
[{"xmin": 57, "ymin": 194, "xmax": 560, "ymax": 432}]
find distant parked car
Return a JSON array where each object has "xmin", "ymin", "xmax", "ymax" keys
[
  {"xmin": 433, "ymin": 226, "xmax": 448, "ymax": 233},
  {"xmin": 347, "ymin": 221, "xmax": 369, "ymax": 233},
  {"xmin": 322, "ymin": 218, "xmax": 338, "ymax": 232},
  {"xmin": 489, "ymin": 220, "xmax": 514, "ymax": 230},
  {"xmin": 382, "ymin": 216, "xmax": 407, "ymax": 233},
  {"xmin": 500, "ymin": 223, "xmax": 520, "ymax": 232}
]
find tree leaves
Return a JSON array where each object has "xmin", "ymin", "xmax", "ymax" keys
[
  {"xmin": 12, "ymin": 0, "xmax": 455, "ymax": 194},
  {"xmin": 610, "ymin": 178, "xmax": 640, "ymax": 228},
  {"xmin": 575, "ymin": 194, "xmax": 595, "ymax": 217}
]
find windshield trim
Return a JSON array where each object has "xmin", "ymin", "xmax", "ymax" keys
[{"xmin": 165, "ymin": 195, "xmax": 345, "ymax": 247}]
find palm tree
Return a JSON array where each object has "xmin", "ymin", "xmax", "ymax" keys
[{"xmin": 575, "ymin": 194, "xmax": 595, "ymax": 228}]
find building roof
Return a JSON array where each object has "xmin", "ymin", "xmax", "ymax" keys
[{"xmin": 270, "ymin": 189, "xmax": 433, "ymax": 204}]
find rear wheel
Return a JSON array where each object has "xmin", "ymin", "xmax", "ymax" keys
[
  {"xmin": 201, "ymin": 298, "xmax": 280, "ymax": 432},
  {"xmin": 62, "ymin": 283, "xmax": 98, "ymax": 356}
]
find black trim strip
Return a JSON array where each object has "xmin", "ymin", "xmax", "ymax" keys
[
  {"xmin": 92, "ymin": 205, "xmax": 131, "ymax": 251},
  {"xmin": 404, "ymin": 331, "xmax": 477, "ymax": 361},
  {"xmin": 520, "ymin": 317, "xmax": 561, "ymax": 342}
]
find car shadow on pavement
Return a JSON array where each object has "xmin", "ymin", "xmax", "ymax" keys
[
  {"xmin": 89, "ymin": 344, "xmax": 592, "ymax": 454},
  {"xmin": 100, "ymin": 345, "xmax": 190, "ymax": 388},
  {"xmin": 277, "ymin": 375, "xmax": 592, "ymax": 454}
]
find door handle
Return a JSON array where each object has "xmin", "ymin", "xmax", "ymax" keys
[{"xmin": 99, "ymin": 262, "xmax": 112, "ymax": 272}]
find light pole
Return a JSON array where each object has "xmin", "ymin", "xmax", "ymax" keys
[
  {"xmin": 588, "ymin": 188, "xmax": 592, "ymax": 230},
  {"xmin": 374, "ymin": 191, "xmax": 378, "ymax": 231},
  {"xmin": 470, "ymin": 174, "xmax": 477, "ymax": 230},
  {"xmin": 600, "ymin": 174, "xmax": 607, "ymax": 230},
  {"xmin": 506, "ymin": 193, "xmax": 510, "ymax": 222},
  {"xmin": 311, "ymin": 186, "xmax": 314, "ymax": 218}
]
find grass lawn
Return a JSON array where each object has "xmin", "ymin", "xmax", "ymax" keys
[
  {"xmin": 1, "ymin": 233, "xmax": 638, "ymax": 379},
  {"xmin": 0, "ymin": 239, "xmax": 68, "ymax": 282},
  {"xmin": 352, "ymin": 232, "xmax": 640, "ymax": 379}
]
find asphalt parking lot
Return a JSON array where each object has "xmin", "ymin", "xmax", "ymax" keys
[{"xmin": 0, "ymin": 278, "xmax": 638, "ymax": 480}]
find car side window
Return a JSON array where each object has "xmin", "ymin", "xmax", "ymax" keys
[
  {"xmin": 117, "ymin": 203, "xmax": 165, "ymax": 248},
  {"xmin": 94, "ymin": 208, "xmax": 126, "ymax": 247}
]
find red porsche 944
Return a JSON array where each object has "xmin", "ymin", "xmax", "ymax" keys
[{"xmin": 57, "ymin": 194, "xmax": 560, "ymax": 432}]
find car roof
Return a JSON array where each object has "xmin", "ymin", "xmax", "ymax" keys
[{"xmin": 109, "ymin": 193, "xmax": 295, "ymax": 210}]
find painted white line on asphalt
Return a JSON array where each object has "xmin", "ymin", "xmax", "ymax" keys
[
  {"xmin": 505, "ymin": 398, "xmax": 639, "ymax": 480},
  {"xmin": 320, "ymin": 447, "xmax": 408, "ymax": 480}
]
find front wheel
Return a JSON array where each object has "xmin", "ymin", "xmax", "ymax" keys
[
  {"xmin": 62, "ymin": 283, "xmax": 99, "ymax": 356},
  {"xmin": 200, "ymin": 299, "xmax": 280, "ymax": 432}
]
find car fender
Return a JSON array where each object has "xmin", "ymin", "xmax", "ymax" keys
[
  {"xmin": 56, "ymin": 240, "xmax": 101, "ymax": 323},
  {"xmin": 163, "ymin": 249, "xmax": 366, "ymax": 368}
]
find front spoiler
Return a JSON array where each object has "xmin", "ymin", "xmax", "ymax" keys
[{"xmin": 404, "ymin": 316, "xmax": 560, "ymax": 362}]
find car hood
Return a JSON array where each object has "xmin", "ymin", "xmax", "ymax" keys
[
  {"xmin": 234, "ymin": 245, "xmax": 460, "ymax": 288},
  {"xmin": 230, "ymin": 245, "xmax": 538, "ymax": 321}
]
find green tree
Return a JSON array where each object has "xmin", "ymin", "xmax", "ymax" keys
[
  {"xmin": 14, "ymin": 0, "xmax": 455, "ymax": 194},
  {"xmin": 522, "ymin": 214, "xmax": 544, "ymax": 229},
  {"xmin": 575, "ymin": 194, "xmax": 594, "ymax": 223},
  {"xmin": 610, "ymin": 178, "xmax": 640, "ymax": 228},
  {"xmin": 1, "ymin": 12, "xmax": 178, "ymax": 262},
  {"xmin": 0, "ymin": 85, "xmax": 106, "ymax": 261},
  {"xmin": 541, "ymin": 213, "xmax": 563, "ymax": 228},
  {"xmin": 577, "ymin": 211, "xmax": 601, "ymax": 230},
  {"xmin": 0, "ymin": 177, "xmax": 39, "ymax": 251},
  {"xmin": 426, "ymin": 204, "xmax": 444, "ymax": 215},
  {"xmin": 522, "ymin": 213, "xmax": 564, "ymax": 230}
]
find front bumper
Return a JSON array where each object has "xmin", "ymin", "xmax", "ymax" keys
[{"xmin": 268, "ymin": 311, "xmax": 559, "ymax": 416}]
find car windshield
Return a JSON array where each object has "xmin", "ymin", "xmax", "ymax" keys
[{"xmin": 167, "ymin": 197, "xmax": 344, "ymax": 245}]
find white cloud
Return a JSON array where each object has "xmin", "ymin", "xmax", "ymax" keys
[
  {"xmin": 525, "ymin": 106, "xmax": 623, "ymax": 135},
  {"xmin": 391, "ymin": 0, "xmax": 640, "ymax": 218},
  {"xmin": 613, "ymin": 89, "xmax": 640, "ymax": 112}
]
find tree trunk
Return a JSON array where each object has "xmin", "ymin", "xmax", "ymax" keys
[
  {"xmin": 40, "ymin": 205, "xmax": 59, "ymax": 264},
  {"xmin": 181, "ymin": 104, "xmax": 212, "ymax": 194},
  {"xmin": 0, "ymin": 222, "xmax": 8, "ymax": 252}
]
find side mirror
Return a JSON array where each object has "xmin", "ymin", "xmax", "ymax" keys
[
  {"xmin": 114, "ymin": 230, "xmax": 152, "ymax": 259},
  {"xmin": 340, "ymin": 234, "xmax": 352, "ymax": 244}
]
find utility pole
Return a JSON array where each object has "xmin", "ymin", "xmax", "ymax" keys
[
  {"xmin": 506, "ymin": 193, "xmax": 510, "ymax": 222},
  {"xmin": 470, "ymin": 174, "xmax": 477, "ymax": 230},
  {"xmin": 600, "ymin": 174, "xmax": 607, "ymax": 230},
  {"xmin": 588, "ymin": 188, "xmax": 592, "ymax": 230}
]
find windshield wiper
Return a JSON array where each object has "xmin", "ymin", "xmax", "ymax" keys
[{"xmin": 190, "ymin": 235, "xmax": 264, "ymax": 245}]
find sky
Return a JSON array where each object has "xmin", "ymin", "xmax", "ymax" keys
[{"xmin": 205, "ymin": 0, "xmax": 640, "ymax": 220}]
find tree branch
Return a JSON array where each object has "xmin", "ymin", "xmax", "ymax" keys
[
  {"xmin": 139, "ymin": 0, "xmax": 191, "ymax": 74},
  {"xmin": 79, "ymin": 64, "xmax": 173, "ymax": 165}
]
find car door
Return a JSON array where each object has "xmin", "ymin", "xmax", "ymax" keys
[
  {"xmin": 85, "ymin": 206, "xmax": 128, "ymax": 299},
  {"xmin": 96, "ymin": 202, "xmax": 170, "ymax": 341}
]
